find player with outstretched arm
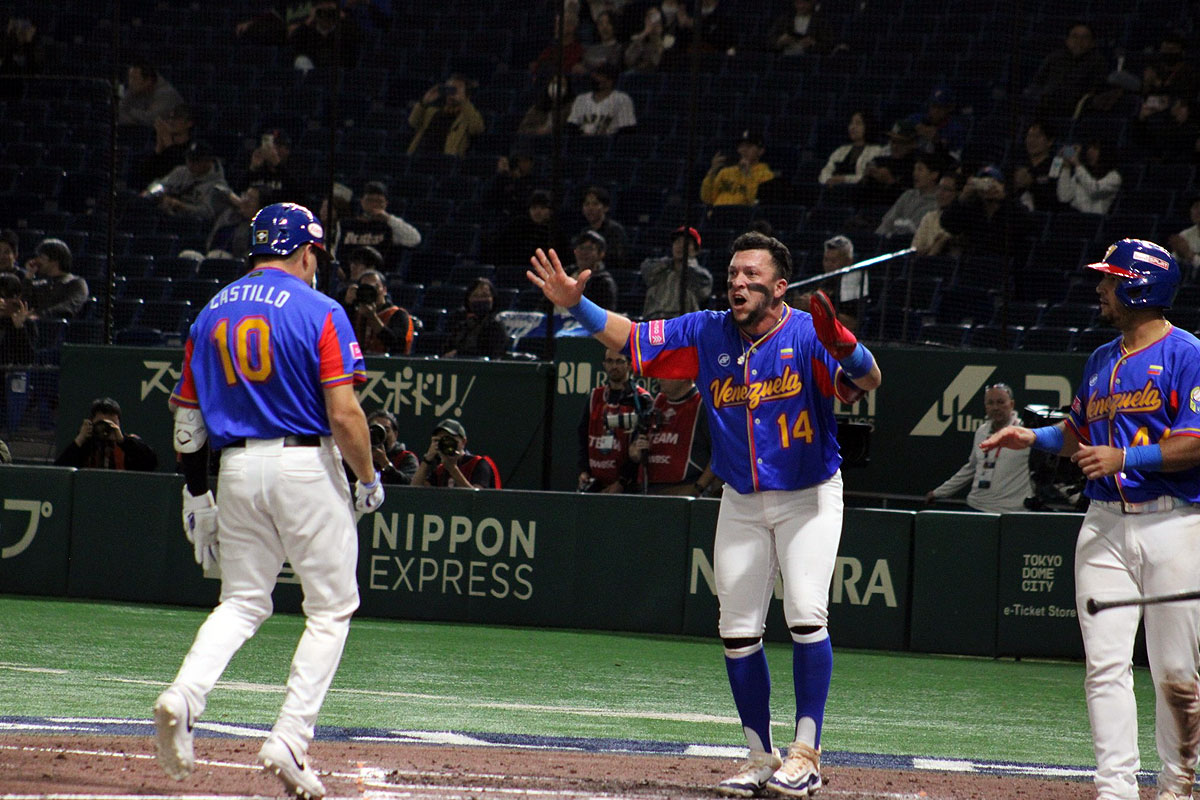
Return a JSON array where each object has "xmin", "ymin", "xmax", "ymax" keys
[
  {"xmin": 528, "ymin": 231, "xmax": 881, "ymax": 797},
  {"xmin": 981, "ymin": 239, "xmax": 1200, "ymax": 800},
  {"xmin": 154, "ymin": 203, "xmax": 384, "ymax": 799}
]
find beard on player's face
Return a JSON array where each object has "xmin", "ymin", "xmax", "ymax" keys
[{"xmin": 730, "ymin": 282, "xmax": 780, "ymax": 329}]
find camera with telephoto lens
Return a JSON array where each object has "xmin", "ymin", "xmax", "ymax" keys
[
  {"xmin": 369, "ymin": 423, "xmax": 387, "ymax": 448},
  {"xmin": 91, "ymin": 419, "xmax": 115, "ymax": 440},
  {"xmin": 355, "ymin": 283, "xmax": 379, "ymax": 306},
  {"xmin": 605, "ymin": 407, "xmax": 660, "ymax": 436},
  {"xmin": 437, "ymin": 433, "xmax": 459, "ymax": 457}
]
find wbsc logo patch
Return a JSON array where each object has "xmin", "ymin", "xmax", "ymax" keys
[{"xmin": 648, "ymin": 319, "xmax": 665, "ymax": 346}]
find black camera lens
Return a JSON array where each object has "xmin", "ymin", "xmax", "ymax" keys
[
  {"xmin": 437, "ymin": 434, "xmax": 458, "ymax": 456},
  {"xmin": 356, "ymin": 283, "xmax": 379, "ymax": 305},
  {"xmin": 369, "ymin": 423, "xmax": 387, "ymax": 447}
]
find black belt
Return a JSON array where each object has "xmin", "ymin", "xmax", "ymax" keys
[{"xmin": 224, "ymin": 434, "xmax": 322, "ymax": 449}]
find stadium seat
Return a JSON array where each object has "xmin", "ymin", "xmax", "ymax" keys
[
  {"xmin": 113, "ymin": 326, "xmax": 167, "ymax": 346},
  {"xmin": 968, "ymin": 324, "xmax": 1023, "ymax": 350},
  {"xmin": 123, "ymin": 276, "xmax": 173, "ymax": 302},
  {"xmin": 918, "ymin": 322, "xmax": 970, "ymax": 347},
  {"xmin": 1039, "ymin": 302, "xmax": 1097, "ymax": 329},
  {"xmin": 1021, "ymin": 325, "xmax": 1078, "ymax": 352},
  {"xmin": 138, "ymin": 300, "xmax": 192, "ymax": 335},
  {"xmin": 197, "ymin": 258, "xmax": 246, "ymax": 283},
  {"xmin": 171, "ymin": 278, "xmax": 222, "ymax": 306}
]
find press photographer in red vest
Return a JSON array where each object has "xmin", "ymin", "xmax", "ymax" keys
[
  {"xmin": 413, "ymin": 418, "xmax": 500, "ymax": 489},
  {"xmin": 577, "ymin": 348, "xmax": 653, "ymax": 493},
  {"xmin": 345, "ymin": 268, "xmax": 414, "ymax": 355},
  {"xmin": 629, "ymin": 377, "xmax": 721, "ymax": 496}
]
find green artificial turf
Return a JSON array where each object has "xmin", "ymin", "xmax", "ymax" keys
[{"xmin": 0, "ymin": 595, "xmax": 1158, "ymax": 769}]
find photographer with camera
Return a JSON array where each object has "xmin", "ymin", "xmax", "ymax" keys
[
  {"xmin": 629, "ymin": 377, "xmax": 721, "ymax": 497},
  {"xmin": 344, "ymin": 269, "xmax": 414, "ymax": 356},
  {"xmin": 55, "ymin": 396, "xmax": 158, "ymax": 471},
  {"xmin": 367, "ymin": 409, "xmax": 418, "ymax": 486},
  {"xmin": 578, "ymin": 349, "xmax": 653, "ymax": 493},
  {"xmin": 413, "ymin": 418, "xmax": 500, "ymax": 489},
  {"xmin": 407, "ymin": 73, "xmax": 485, "ymax": 157}
]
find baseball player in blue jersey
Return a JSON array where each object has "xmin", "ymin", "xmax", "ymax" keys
[
  {"xmin": 982, "ymin": 239, "xmax": 1200, "ymax": 800},
  {"xmin": 154, "ymin": 203, "xmax": 384, "ymax": 799},
  {"xmin": 529, "ymin": 231, "xmax": 882, "ymax": 797}
]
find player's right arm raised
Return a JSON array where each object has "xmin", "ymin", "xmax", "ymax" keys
[
  {"xmin": 980, "ymin": 421, "xmax": 1080, "ymax": 457},
  {"xmin": 528, "ymin": 247, "xmax": 631, "ymax": 351}
]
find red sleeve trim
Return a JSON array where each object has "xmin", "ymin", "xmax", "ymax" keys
[
  {"xmin": 1065, "ymin": 418, "xmax": 1090, "ymax": 444},
  {"xmin": 317, "ymin": 312, "xmax": 349, "ymax": 384}
]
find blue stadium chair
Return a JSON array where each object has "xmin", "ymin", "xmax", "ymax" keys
[
  {"xmin": 990, "ymin": 300, "xmax": 1047, "ymax": 328},
  {"xmin": 1039, "ymin": 302, "xmax": 1097, "ymax": 328},
  {"xmin": 411, "ymin": 307, "xmax": 448, "ymax": 333},
  {"xmin": 1073, "ymin": 327, "xmax": 1114, "ymax": 353},
  {"xmin": 113, "ymin": 326, "xmax": 167, "ymax": 346},
  {"xmin": 705, "ymin": 205, "xmax": 755, "ymax": 231},
  {"xmin": 448, "ymin": 262, "xmax": 496, "ymax": 285},
  {"xmin": 127, "ymin": 233, "xmax": 180, "ymax": 260},
  {"xmin": 154, "ymin": 256, "xmax": 201, "ymax": 280},
  {"xmin": 405, "ymin": 251, "xmax": 457, "ymax": 285},
  {"xmin": 13, "ymin": 166, "xmax": 64, "ymax": 199},
  {"xmin": 388, "ymin": 281, "xmax": 424, "ymax": 309},
  {"xmin": 123, "ymin": 276, "xmax": 173, "ymax": 302},
  {"xmin": 936, "ymin": 285, "xmax": 995, "ymax": 324},
  {"xmin": 967, "ymin": 324, "xmax": 1023, "ymax": 350},
  {"xmin": 422, "ymin": 285, "xmax": 468, "ymax": 311},
  {"xmin": 139, "ymin": 300, "xmax": 193, "ymax": 335},
  {"xmin": 1021, "ymin": 325, "xmax": 1078, "ymax": 352},
  {"xmin": 113, "ymin": 255, "xmax": 154, "ymax": 279},
  {"xmin": 918, "ymin": 321, "xmax": 970, "ymax": 348},
  {"xmin": 1063, "ymin": 278, "xmax": 1102, "ymax": 305},
  {"xmin": 171, "ymin": 278, "xmax": 222, "ymax": 306},
  {"xmin": 65, "ymin": 318, "xmax": 105, "ymax": 345},
  {"xmin": 197, "ymin": 258, "xmax": 246, "ymax": 283},
  {"xmin": 427, "ymin": 222, "xmax": 481, "ymax": 259},
  {"xmin": 111, "ymin": 298, "xmax": 145, "ymax": 329},
  {"xmin": 495, "ymin": 286, "xmax": 519, "ymax": 311}
]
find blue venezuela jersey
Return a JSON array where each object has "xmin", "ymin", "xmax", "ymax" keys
[
  {"xmin": 1067, "ymin": 325, "xmax": 1200, "ymax": 504},
  {"xmin": 629, "ymin": 305, "xmax": 846, "ymax": 494},
  {"xmin": 172, "ymin": 266, "xmax": 366, "ymax": 449}
]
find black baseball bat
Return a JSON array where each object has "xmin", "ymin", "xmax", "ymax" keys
[{"xmin": 1086, "ymin": 590, "xmax": 1200, "ymax": 615}]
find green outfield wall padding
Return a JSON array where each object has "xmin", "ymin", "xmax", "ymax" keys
[
  {"xmin": 0, "ymin": 466, "xmax": 75, "ymax": 596},
  {"xmin": 996, "ymin": 512, "xmax": 1085, "ymax": 659},
  {"xmin": 910, "ymin": 511, "xmax": 1000, "ymax": 657}
]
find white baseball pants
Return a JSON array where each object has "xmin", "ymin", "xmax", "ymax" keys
[
  {"xmin": 714, "ymin": 473, "xmax": 844, "ymax": 638},
  {"xmin": 1075, "ymin": 503, "xmax": 1200, "ymax": 800},
  {"xmin": 169, "ymin": 437, "xmax": 360, "ymax": 756}
]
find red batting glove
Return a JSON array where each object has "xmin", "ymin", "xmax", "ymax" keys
[{"xmin": 809, "ymin": 289, "xmax": 858, "ymax": 360}]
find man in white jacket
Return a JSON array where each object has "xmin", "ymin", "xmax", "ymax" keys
[{"xmin": 926, "ymin": 383, "xmax": 1033, "ymax": 513}]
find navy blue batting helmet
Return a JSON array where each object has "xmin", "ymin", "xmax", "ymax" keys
[
  {"xmin": 1085, "ymin": 238, "xmax": 1180, "ymax": 309},
  {"xmin": 249, "ymin": 202, "xmax": 329, "ymax": 262}
]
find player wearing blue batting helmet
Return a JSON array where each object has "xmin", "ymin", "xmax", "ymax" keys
[
  {"xmin": 249, "ymin": 202, "xmax": 331, "ymax": 266},
  {"xmin": 1085, "ymin": 238, "xmax": 1180, "ymax": 309}
]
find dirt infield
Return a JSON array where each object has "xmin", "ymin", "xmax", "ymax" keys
[{"xmin": 0, "ymin": 733, "xmax": 1169, "ymax": 799}]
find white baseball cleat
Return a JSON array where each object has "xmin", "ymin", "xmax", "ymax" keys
[
  {"xmin": 766, "ymin": 740, "xmax": 822, "ymax": 797},
  {"xmin": 153, "ymin": 688, "xmax": 194, "ymax": 781},
  {"xmin": 259, "ymin": 738, "xmax": 326, "ymax": 799},
  {"xmin": 716, "ymin": 747, "xmax": 783, "ymax": 797}
]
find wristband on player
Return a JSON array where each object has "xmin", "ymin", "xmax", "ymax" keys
[
  {"xmin": 360, "ymin": 473, "xmax": 381, "ymax": 491},
  {"xmin": 568, "ymin": 295, "xmax": 608, "ymax": 335},
  {"xmin": 1123, "ymin": 444, "xmax": 1163, "ymax": 472},
  {"xmin": 1031, "ymin": 425, "xmax": 1065, "ymax": 453},
  {"xmin": 839, "ymin": 343, "xmax": 876, "ymax": 380}
]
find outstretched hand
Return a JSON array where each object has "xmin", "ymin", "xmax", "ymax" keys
[
  {"xmin": 1071, "ymin": 445, "xmax": 1124, "ymax": 480},
  {"xmin": 527, "ymin": 248, "xmax": 589, "ymax": 308},
  {"xmin": 979, "ymin": 425, "xmax": 1035, "ymax": 453}
]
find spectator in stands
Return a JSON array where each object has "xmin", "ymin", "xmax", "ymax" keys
[
  {"xmin": 640, "ymin": 226, "xmax": 711, "ymax": 319},
  {"xmin": 413, "ymin": 418, "xmax": 500, "ymax": 489},
  {"xmin": 335, "ymin": 245, "xmax": 384, "ymax": 307},
  {"xmin": 132, "ymin": 103, "xmax": 195, "ymax": 191},
  {"xmin": 656, "ymin": 0, "xmax": 699, "ymax": 71},
  {"xmin": 701, "ymin": 128, "xmax": 775, "ymax": 206},
  {"xmin": 118, "ymin": 62, "xmax": 185, "ymax": 128},
  {"xmin": 517, "ymin": 75, "xmax": 575, "ymax": 137},
  {"xmin": 624, "ymin": 5, "xmax": 665, "ymax": 73},
  {"xmin": 0, "ymin": 437, "xmax": 10, "ymax": 463},
  {"xmin": 407, "ymin": 73, "xmax": 486, "ymax": 156},
  {"xmin": 766, "ymin": 0, "xmax": 836, "ymax": 56},
  {"xmin": 940, "ymin": 165, "xmax": 1034, "ymax": 261},
  {"xmin": 24, "ymin": 238, "xmax": 87, "ymax": 320},
  {"xmin": 0, "ymin": 272, "xmax": 35, "ymax": 366},
  {"xmin": 691, "ymin": 0, "xmax": 735, "ymax": 55},
  {"xmin": 345, "ymin": 269, "xmax": 414, "ymax": 356},
  {"xmin": 926, "ymin": 383, "xmax": 1032, "ymax": 513},
  {"xmin": 581, "ymin": 9, "xmax": 624, "ymax": 74},
  {"xmin": 443, "ymin": 277, "xmax": 511, "ymax": 360},
  {"xmin": 579, "ymin": 186, "xmax": 628, "ymax": 270},
  {"xmin": 1168, "ymin": 195, "xmax": 1200, "ymax": 279},
  {"xmin": 337, "ymin": 181, "xmax": 422, "ymax": 267},
  {"xmin": 367, "ymin": 409, "xmax": 418, "ymax": 486},
  {"xmin": 568, "ymin": 62, "xmax": 637, "ymax": 136},
  {"xmin": 856, "ymin": 119, "xmax": 919, "ymax": 208},
  {"xmin": 234, "ymin": 3, "xmax": 289, "ymax": 45},
  {"xmin": 1138, "ymin": 34, "xmax": 1198, "ymax": 116},
  {"xmin": 629, "ymin": 376, "xmax": 719, "ymax": 496},
  {"xmin": 577, "ymin": 348, "xmax": 651, "ymax": 493},
  {"xmin": 530, "ymin": 11, "xmax": 585, "ymax": 79},
  {"xmin": 564, "ymin": 230, "xmax": 618, "ymax": 311},
  {"xmin": 0, "ymin": 229, "xmax": 18, "ymax": 274},
  {"xmin": 318, "ymin": 181, "xmax": 353, "ymax": 260},
  {"xmin": 1024, "ymin": 21, "xmax": 1108, "ymax": 118},
  {"xmin": 55, "ymin": 396, "xmax": 158, "ymax": 472},
  {"xmin": 245, "ymin": 129, "xmax": 304, "ymax": 204},
  {"xmin": 818, "ymin": 110, "xmax": 884, "ymax": 190},
  {"xmin": 912, "ymin": 172, "xmax": 964, "ymax": 257},
  {"xmin": 1012, "ymin": 120, "xmax": 1062, "ymax": 212},
  {"xmin": 484, "ymin": 147, "xmax": 540, "ymax": 222},
  {"xmin": 289, "ymin": 0, "xmax": 362, "ymax": 71},
  {"xmin": 144, "ymin": 140, "xmax": 229, "ymax": 223},
  {"xmin": 206, "ymin": 185, "xmax": 264, "ymax": 260},
  {"xmin": 820, "ymin": 234, "xmax": 866, "ymax": 332},
  {"xmin": 876, "ymin": 153, "xmax": 943, "ymax": 240},
  {"xmin": 1132, "ymin": 94, "xmax": 1200, "ymax": 165},
  {"xmin": 0, "ymin": 16, "xmax": 46, "ymax": 77},
  {"xmin": 906, "ymin": 86, "xmax": 966, "ymax": 160},
  {"xmin": 489, "ymin": 189, "xmax": 569, "ymax": 267},
  {"xmin": 1055, "ymin": 139, "xmax": 1121, "ymax": 215}
]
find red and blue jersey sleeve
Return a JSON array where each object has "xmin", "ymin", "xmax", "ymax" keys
[
  {"xmin": 318, "ymin": 304, "xmax": 367, "ymax": 388},
  {"xmin": 171, "ymin": 337, "xmax": 200, "ymax": 409},
  {"xmin": 629, "ymin": 312, "xmax": 717, "ymax": 379}
]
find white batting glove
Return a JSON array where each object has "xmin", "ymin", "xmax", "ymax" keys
[
  {"xmin": 181, "ymin": 487, "xmax": 219, "ymax": 571},
  {"xmin": 355, "ymin": 473, "xmax": 385, "ymax": 515}
]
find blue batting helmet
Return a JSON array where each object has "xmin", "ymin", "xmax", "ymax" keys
[
  {"xmin": 1085, "ymin": 238, "xmax": 1180, "ymax": 309},
  {"xmin": 249, "ymin": 202, "xmax": 329, "ymax": 262}
]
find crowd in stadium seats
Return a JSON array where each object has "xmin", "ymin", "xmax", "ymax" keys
[{"xmin": 0, "ymin": 0, "xmax": 1198, "ymax": 378}]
